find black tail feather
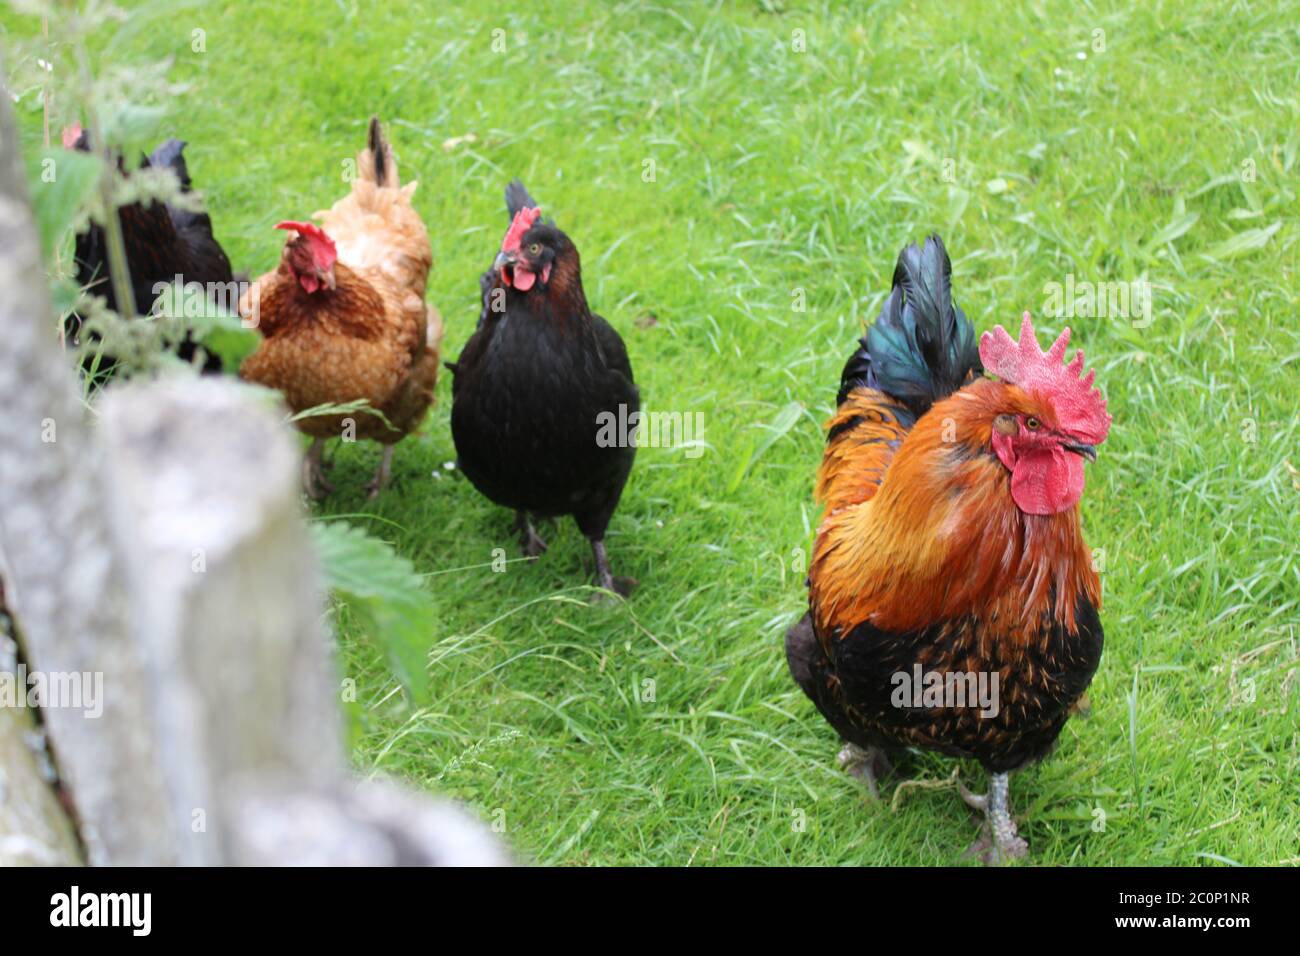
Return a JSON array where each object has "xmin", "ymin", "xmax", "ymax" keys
[
  {"xmin": 836, "ymin": 235, "xmax": 981, "ymax": 413},
  {"xmin": 368, "ymin": 116, "xmax": 388, "ymax": 186}
]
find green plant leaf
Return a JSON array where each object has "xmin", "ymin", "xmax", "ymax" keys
[
  {"xmin": 105, "ymin": 103, "xmax": 167, "ymax": 152},
  {"xmin": 288, "ymin": 398, "xmax": 394, "ymax": 431},
  {"xmin": 1143, "ymin": 211, "xmax": 1199, "ymax": 250},
  {"xmin": 26, "ymin": 147, "xmax": 102, "ymax": 261},
  {"xmin": 311, "ymin": 521, "xmax": 435, "ymax": 705},
  {"xmin": 49, "ymin": 278, "xmax": 83, "ymax": 318},
  {"xmin": 1186, "ymin": 173, "xmax": 1238, "ymax": 200},
  {"xmin": 727, "ymin": 400, "xmax": 803, "ymax": 493},
  {"xmin": 200, "ymin": 320, "xmax": 261, "ymax": 370},
  {"xmin": 1201, "ymin": 221, "xmax": 1281, "ymax": 261},
  {"xmin": 944, "ymin": 186, "xmax": 971, "ymax": 235}
]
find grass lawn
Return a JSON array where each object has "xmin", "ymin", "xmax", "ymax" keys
[{"xmin": 3, "ymin": 0, "xmax": 1297, "ymax": 865}]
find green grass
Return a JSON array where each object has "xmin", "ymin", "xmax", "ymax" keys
[{"xmin": 4, "ymin": 0, "xmax": 1297, "ymax": 865}]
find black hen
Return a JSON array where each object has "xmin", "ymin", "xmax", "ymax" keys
[
  {"xmin": 450, "ymin": 180, "xmax": 639, "ymax": 595},
  {"xmin": 66, "ymin": 129, "xmax": 234, "ymax": 374}
]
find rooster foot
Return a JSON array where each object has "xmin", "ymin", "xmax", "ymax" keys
[
  {"xmin": 365, "ymin": 445, "xmax": 395, "ymax": 500},
  {"xmin": 960, "ymin": 771, "xmax": 1028, "ymax": 865},
  {"xmin": 303, "ymin": 439, "xmax": 334, "ymax": 500},
  {"xmin": 515, "ymin": 512, "xmax": 548, "ymax": 559},
  {"xmin": 964, "ymin": 827, "xmax": 1029, "ymax": 866},
  {"xmin": 837, "ymin": 743, "xmax": 892, "ymax": 799}
]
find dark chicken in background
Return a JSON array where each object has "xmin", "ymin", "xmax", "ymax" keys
[
  {"xmin": 63, "ymin": 125, "xmax": 234, "ymax": 374},
  {"xmin": 450, "ymin": 180, "xmax": 638, "ymax": 595},
  {"xmin": 785, "ymin": 236, "xmax": 1111, "ymax": 862}
]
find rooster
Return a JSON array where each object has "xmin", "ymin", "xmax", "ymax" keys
[
  {"xmin": 239, "ymin": 118, "xmax": 441, "ymax": 499},
  {"xmin": 449, "ymin": 181, "xmax": 638, "ymax": 595},
  {"xmin": 64, "ymin": 124, "xmax": 234, "ymax": 374},
  {"xmin": 785, "ymin": 235, "xmax": 1111, "ymax": 862}
]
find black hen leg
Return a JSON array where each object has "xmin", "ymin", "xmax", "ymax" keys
[
  {"xmin": 515, "ymin": 511, "xmax": 548, "ymax": 559},
  {"xmin": 589, "ymin": 538, "xmax": 635, "ymax": 598}
]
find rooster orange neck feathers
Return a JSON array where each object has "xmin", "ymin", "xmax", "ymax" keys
[{"xmin": 812, "ymin": 376, "xmax": 1101, "ymax": 639}]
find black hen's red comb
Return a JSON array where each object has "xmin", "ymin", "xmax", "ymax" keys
[{"xmin": 501, "ymin": 206, "xmax": 541, "ymax": 254}]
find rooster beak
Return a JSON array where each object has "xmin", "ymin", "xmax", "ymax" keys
[
  {"xmin": 321, "ymin": 267, "xmax": 336, "ymax": 291},
  {"xmin": 493, "ymin": 250, "xmax": 516, "ymax": 273},
  {"xmin": 1063, "ymin": 441, "xmax": 1098, "ymax": 462}
]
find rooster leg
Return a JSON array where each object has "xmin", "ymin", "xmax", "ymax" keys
[
  {"xmin": 515, "ymin": 511, "xmax": 548, "ymax": 559},
  {"xmin": 302, "ymin": 438, "xmax": 334, "ymax": 500},
  {"xmin": 589, "ymin": 538, "xmax": 636, "ymax": 600},
  {"xmin": 837, "ymin": 743, "xmax": 892, "ymax": 799},
  {"xmin": 365, "ymin": 445, "xmax": 394, "ymax": 499},
  {"xmin": 963, "ymin": 771, "xmax": 1028, "ymax": 864}
]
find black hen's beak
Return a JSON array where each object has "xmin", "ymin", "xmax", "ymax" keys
[
  {"xmin": 1063, "ymin": 441, "xmax": 1098, "ymax": 462},
  {"xmin": 493, "ymin": 250, "xmax": 516, "ymax": 273}
]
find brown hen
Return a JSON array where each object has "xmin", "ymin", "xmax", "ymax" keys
[{"xmin": 239, "ymin": 118, "xmax": 441, "ymax": 498}]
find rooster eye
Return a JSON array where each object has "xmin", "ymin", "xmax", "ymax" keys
[
  {"xmin": 1025, "ymin": 416, "xmax": 1041, "ymax": 430},
  {"xmin": 528, "ymin": 242, "xmax": 541, "ymax": 256}
]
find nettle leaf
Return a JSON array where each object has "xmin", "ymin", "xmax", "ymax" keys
[
  {"xmin": 311, "ymin": 521, "xmax": 434, "ymax": 705},
  {"xmin": 151, "ymin": 285, "xmax": 262, "ymax": 369},
  {"xmin": 49, "ymin": 278, "xmax": 84, "ymax": 318},
  {"xmin": 104, "ymin": 103, "xmax": 167, "ymax": 153},
  {"xmin": 26, "ymin": 147, "xmax": 103, "ymax": 260}
]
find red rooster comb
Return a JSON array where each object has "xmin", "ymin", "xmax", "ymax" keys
[
  {"xmin": 61, "ymin": 123, "xmax": 84, "ymax": 149},
  {"xmin": 980, "ymin": 312, "xmax": 1111, "ymax": 444},
  {"xmin": 501, "ymin": 206, "xmax": 541, "ymax": 254}
]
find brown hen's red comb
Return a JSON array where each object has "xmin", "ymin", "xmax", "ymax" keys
[
  {"xmin": 501, "ymin": 206, "xmax": 541, "ymax": 254},
  {"xmin": 275, "ymin": 220, "xmax": 332, "ymax": 245},
  {"xmin": 275, "ymin": 221, "xmax": 337, "ymax": 268},
  {"xmin": 979, "ymin": 312, "xmax": 1111, "ymax": 444}
]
